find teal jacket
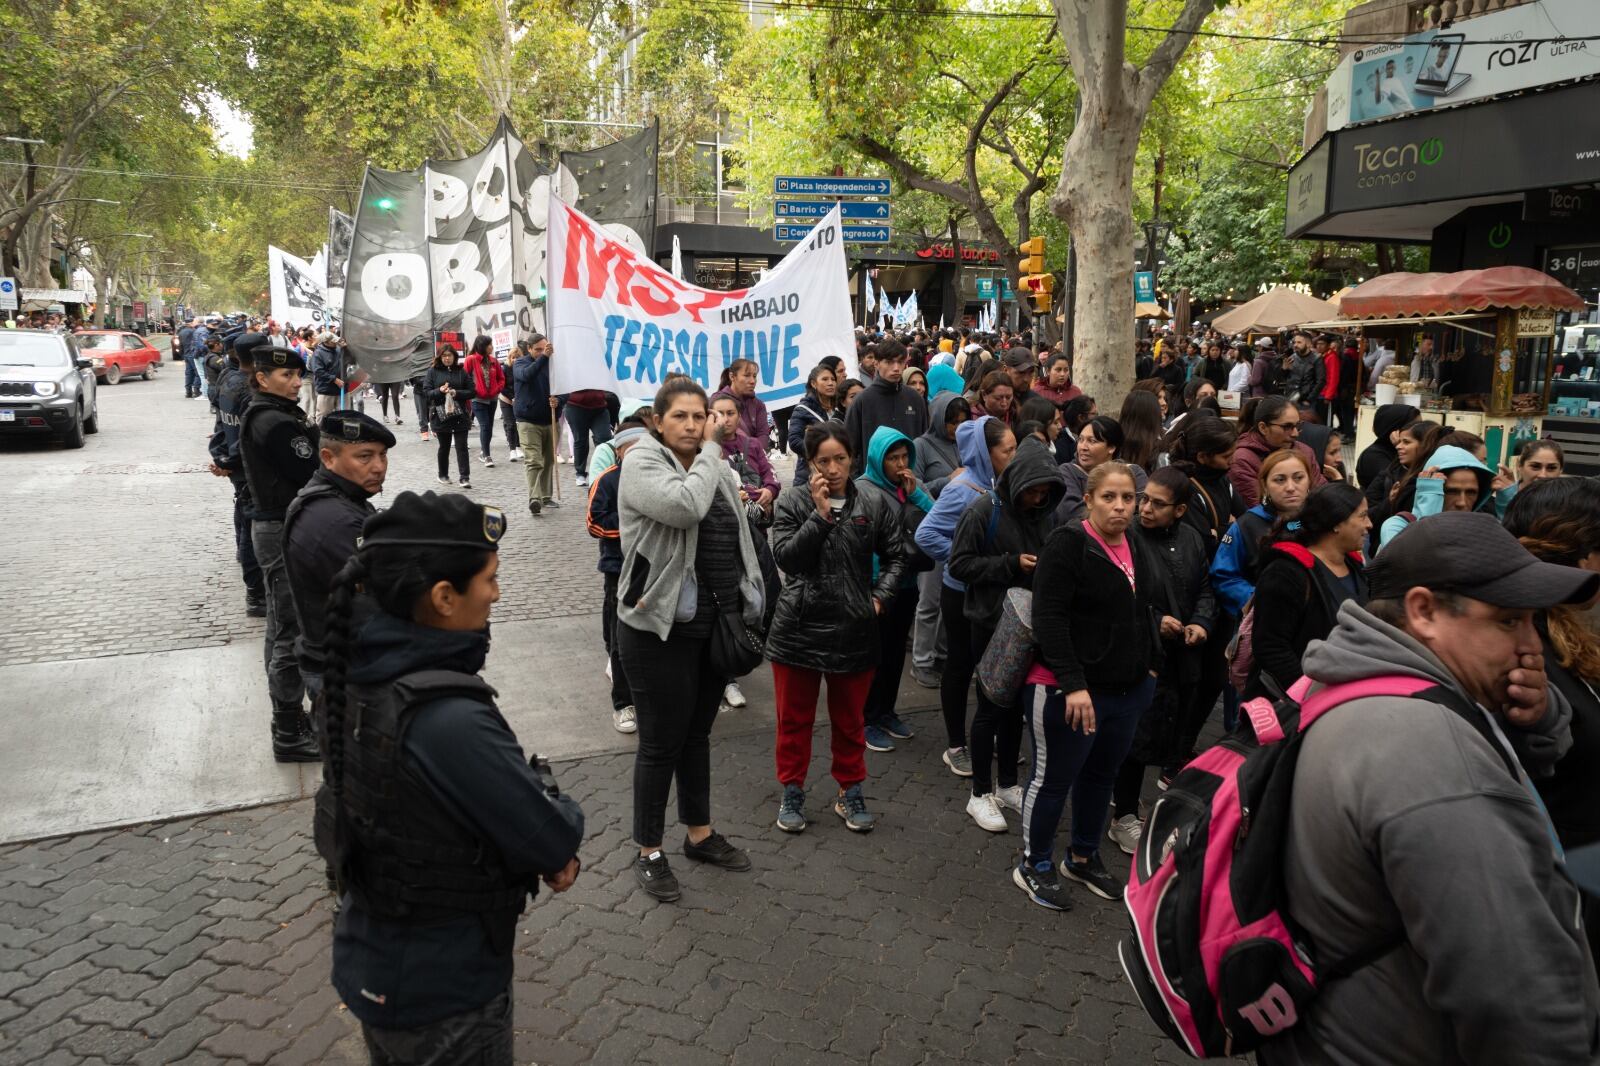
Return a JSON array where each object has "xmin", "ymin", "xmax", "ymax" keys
[
  {"xmin": 1376, "ymin": 445, "xmax": 1493, "ymax": 551},
  {"xmin": 856, "ymin": 425, "xmax": 933, "ymax": 588}
]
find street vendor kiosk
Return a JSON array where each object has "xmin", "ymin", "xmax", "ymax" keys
[{"xmin": 1303, "ymin": 267, "xmax": 1597, "ymax": 474}]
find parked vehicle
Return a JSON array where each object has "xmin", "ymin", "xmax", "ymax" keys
[
  {"xmin": 73, "ymin": 330, "xmax": 162, "ymax": 385},
  {"xmin": 0, "ymin": 330, "xmax": 99, "ymax": 448}
]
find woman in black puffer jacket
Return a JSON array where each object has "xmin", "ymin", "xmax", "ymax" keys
[
  {"xmin": 424, "ymin": 346, "xmax": 478, "ymax": 487},
  {"xmin": 766, "ymin": 423, "xmax": 909, "ymax": 836}
]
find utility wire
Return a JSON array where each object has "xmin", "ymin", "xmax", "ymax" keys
[{"xmin": 0, "ymin": 159, "xmax": 358, "ymax": 193}]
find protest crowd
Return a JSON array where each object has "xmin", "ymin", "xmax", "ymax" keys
[{"xmin": 193, "ymin": 309, "xmax": 1600, "ymax": 1064}]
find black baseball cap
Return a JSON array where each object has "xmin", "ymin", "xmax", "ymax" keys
[
  {"xmin": 256, "ymin": 346, "xmax": 307, "ymax": 373},
  {"xmin": 1368, "ymin": 511, "xmax": 1600, "ymax": 609},
  {"xmin": 360, "ymin": 490, "xmax": 506, "ymax": 551},
  {"xmin": 1001, "ymin": 346, "xmax": 1036, "ymax": 370},
  {"xmin": 320, "ymin": 410, "xmax": 396, "ymax": 449}
]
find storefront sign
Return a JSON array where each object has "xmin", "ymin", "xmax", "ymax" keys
[
  {"xmin": 976, "ymin": 277, "xmax": 995, "ymax": 299},
  {"xmin": 1524, "ymin": 186, "xmax": 1600, "ymax": 222},
  {"xmin": 547, "ymin": 196, "xmax": 854, "ymax": 404},
  {"xmin": 0, "ymin": 278, "xmax": 15, "ymax": 312},
  {"xmin": 132, "ymin": 301, "xmax": 147, "ymax": 320},
  {"xmin": 1134, "ymin": 272, "xmax": 1156, "ymax": 302},
  {"xmin": 1290, "ymin": 79, "xmax": 1600, "ymax": 235},
  {"xmin": 1518, "ymin": 309, "xmax": 1557, "ymax": 337},
  {"xmin": 914, "ymin": 244, "xmax": 1000, "ymax": 263},
  {"xmin": 20, "ymin": 288, "xmax": 87, "ymax": 304},
  {"xmin": 1322, "ymin": 0, "xmax": 1600, "ymax": 134},
  {"xmin": 1285, "ymin": 140, "xmax": 1330, "ymax": 236},
  {"xmin": 1542, "ymin": 245, "xmax": 1600, "ymax": 290}
]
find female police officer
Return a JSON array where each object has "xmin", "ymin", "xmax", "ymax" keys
[{"xmin": 318, "ymin": 490, "xmax": 584, "ymax": 1064}]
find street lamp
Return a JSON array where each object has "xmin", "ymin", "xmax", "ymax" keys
[{"xmin": 1143, "ymin": 219, "xmax": 1173, "ymax": 284}]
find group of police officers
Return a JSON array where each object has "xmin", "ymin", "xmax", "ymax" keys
[{"xmin": 203, "ymin": 328, "xmax": 581, "ymax": 1063}]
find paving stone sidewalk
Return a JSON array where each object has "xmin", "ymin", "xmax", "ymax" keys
[{"xmin": 0, "ymin": 708, "xmax": 1186, "ymax": 1066}]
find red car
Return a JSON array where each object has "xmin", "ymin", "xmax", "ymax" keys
[{"xmin": 73, "ymin": 330, "xmax": 162, "ymax": 385}]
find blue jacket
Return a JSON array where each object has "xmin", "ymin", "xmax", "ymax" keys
[
  {"xmin": 311, "ymin": 343, "xmax": 344, "ymax": 396},
  {"xmin": 511, "ymin": 355, "xmax": 552, "ymax": 424},
  {"xmin": 914, "ymin": 415, "xmax": 999, "ymax": 592},
  {"xmin": 1211, "ymin": 504, "xmax": 1277, "ymax": 617},
  {"xmin": 586, "ymin": 464, "xmax": 622, "ymax": 574},
  {"xmin": 857, "ymin": 425, "xmax": 934, "ymax": 589}
]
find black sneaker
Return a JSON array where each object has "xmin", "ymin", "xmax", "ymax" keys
[
  {"xmin": 634, "ymin": 850, "xmax": 681, "ymax": 901},
  {"xmin": 1063, "ymin": 852, "xmax": 1123, "ymax": 901},
  {"xmin": 1012, "ymin": 861, "xmax": 1072, "ymax": 911},
  {"xmin": 682, "ymin": 832, "xmax": 752, "ymax": 871},
  {"xmin": 245, "ymin": 591, "xmax": 267, "ymax": 618},
  {"xmin": 528, "ymin": 497, "xmax": 542, "ymax": 517}
]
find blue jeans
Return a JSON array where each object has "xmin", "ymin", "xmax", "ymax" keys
[
  {"xmin": 1021, "ymin": 676, "xmax": 1156, "ymax": 867},
  {"xmin": 564, "ymin": 404, "xmax": 612, "ymax": 476},
  {"xmin": 472, "ymin": 400, "xmax": 498, "ymax": 458},
  {"xmin": 184, "ymin": 353, "xmax": 204, "ymax": 393}
]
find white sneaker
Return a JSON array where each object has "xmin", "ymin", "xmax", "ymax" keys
[
  {"xmin": 1108, "ymin": 813, "xmax": 1144, "ymax": 856},
  {"xmin": 996, "ymin": 784, "xmax": 1024, "ymax": 813},
  {"xmin": 509, "ymin": 448, "xmax": 523, "ymax": 462},
  {"xmin": 576, "ymin": 475, "xmax": 590, "ymax": 489},
  {"xmin": 613, "ymin": 706, "xmax": 637, "ymax": 733},
  {"xmin": 478, "ymin": 452, "xmax": 495, "ymax": 467},
  {"xmin": 966, "ymin": 792, "xmax": 1008, "ymax": 833},
  {"xmin": 722, "ymin": 682, "xmax": 747, "ymax": 708},
  {"xmin": 436, "ymin": 476, "xmax": 452, "ymax": 486},
  {"xmin": 558, "ymin": 454, "xmax": 570, "ymax": 464}
]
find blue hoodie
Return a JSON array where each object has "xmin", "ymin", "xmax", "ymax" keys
[
  {"xmin": 858, "ymin": 425, "xmax": 934, "ymax": 587},
  {"xmin": 1376, "ymin": 444, "xmax": 1493, "ymax": 552},
  {"xmin": 915, "ymin": 415, "xmax": 999, "ymax": 592}
]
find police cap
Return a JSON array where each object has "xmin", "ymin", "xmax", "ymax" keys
[
  {"xmin": 231, "ymin": 331, "xmax": 272, "ymax": 364},
  {"xmin": 256, "ymin": 346, "xmax": 307, "ymax": 373},
  {"xmin": 319, "ymin": 410, "xmax": 396, "ymax": 449},
  {"xmin": 360, "ymin": 491, "xmax": 506, "ymax": 551}
]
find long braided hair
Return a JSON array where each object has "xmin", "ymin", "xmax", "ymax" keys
[{"xmin": 321, "ymin": 544, "xmax": 495, "ymax": 797}]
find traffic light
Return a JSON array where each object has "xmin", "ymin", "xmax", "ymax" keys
[
  {"xmin": 1018, "ymin": 237, "xmax": 1051, "ymax": 313},
  {"xmin": 1021, "ymin": 272, "xmax": 1055, "ymax": 314}
]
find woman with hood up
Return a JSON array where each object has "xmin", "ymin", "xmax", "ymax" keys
[
  {"xmin": 855, "ymin": 426, "xmax": 936, "ymax": 752},
  {"xmin": 947, "ymin": 436, "xmax": 1067, "ymax": 833},
  {"xmin": 1373, "ymin": 443, "xmax": 1493, "ymax": 550},
  {"xmin": 926, "ymin": 362, "xmax": 966, "ymax": 403},
  {"xmin": 909, "ymin": 393, "xmax": 972, "ymax": 688},
  {"xmin": 914, "ymin": 416, "xmax": 1018, "ymax": 779},
  {"xmin": 1356, "ymin": 403, "xmax": 1418, "ymax": 505}
]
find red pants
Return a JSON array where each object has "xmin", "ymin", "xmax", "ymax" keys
[{"xmin": 772, "ymin": 662, "xmax": 873, "ymax": 789}]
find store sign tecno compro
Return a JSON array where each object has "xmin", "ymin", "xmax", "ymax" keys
[
  {"xmin": 1288, "ymin": 78, "xmax": 1600, "ymax": 234},
  {"xmin": 1321, "ymin": 0, "xmax": 1600, "ymax": 134}
]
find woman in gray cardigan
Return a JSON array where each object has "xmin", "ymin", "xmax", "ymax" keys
[{"xmin": 616, "ymin": 376, "xmax": 763, "ymax": 903}]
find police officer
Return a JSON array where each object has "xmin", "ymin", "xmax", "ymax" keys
[
  {"xmin": 239, "ymin": 344, "xmax": 320, "ymax": 762},
  {"xmin": 209, "ymin": 332, "xmax": 267, "ymax": 617},
  {"xmin": 318, "ymin": 491, "xmax": 583, "ymax": 1063},
  {"xmin": 283, "ymin": 410, "xmax": 394, "ymax": 697}
]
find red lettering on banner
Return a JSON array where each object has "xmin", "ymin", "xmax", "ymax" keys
[{"xmin": 559, "ymin": 201, "xmax": 753, "ymax": 323}]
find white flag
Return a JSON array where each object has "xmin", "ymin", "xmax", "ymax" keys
[
  {"xmin": 547, "ymin": 195, "xmax": 856, "ymax": 402},
  {"xmin": 671, "ymin": 235, "xmax": 684, "ymax": 281}
]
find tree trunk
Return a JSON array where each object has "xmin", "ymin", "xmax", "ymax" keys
[{"xmin": 1052, "ymin": 112, "xmax": 1141, "ymax": 405}]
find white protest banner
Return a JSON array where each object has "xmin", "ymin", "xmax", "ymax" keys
[
  {"xmin": 547, "ymin": 195, "xmax": 855, "ymax": 403},
  {"xmin": 268, "ymin": 245, "xmax": 332, "ymax": 328}
]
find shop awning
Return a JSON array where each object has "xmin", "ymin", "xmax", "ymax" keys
[
  {"xmin": 1296, "ymin": 312, "xmax": 1493, "ymax": 331},
  {"xmin": 1134, "ymin": 301, "xmax": 1170, "ymax": 320},
  {"xmin": 1210, "ymin": 286, "xmax": 1338, "ymax": 335},
  {"xmin": 1338, "ymin": 267, "xmax": 1585, "ymax": 320}
]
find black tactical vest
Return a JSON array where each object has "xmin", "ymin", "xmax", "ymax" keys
[
  {"xmin": 240, "ymin": 393, "xmax": 319, "ymax": 520},
  {"xmin": 323, "ymin": 670, "xmax": 528, "ymax": 923}
]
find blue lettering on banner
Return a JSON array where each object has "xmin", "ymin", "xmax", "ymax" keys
[{"xmin": 601, "ymin": 315, "xmax": 805, "ymax": 401}]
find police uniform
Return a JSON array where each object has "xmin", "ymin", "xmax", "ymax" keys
[
  {"xmin": 283, "ymin": 411, "xmax": 395, "ymax": 694},
  {"xmin": 320, "ymin": 493, "xmax": 583, "ymax": 1064},
  {"xmin": 239, "ymin": 345, "xmax": 321, "ymax": 762},
  {"xmin": 209, "ymin": 333, "xmax": 267, "ymax": 615}
]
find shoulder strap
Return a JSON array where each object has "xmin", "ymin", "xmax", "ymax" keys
[
  {"xmin": 1270, "ymin": 541, "xmax": 1316, "ymax": 569},
  {"xmin": 393, "ymin": 669, "xmax": 498, "ymax": 713}
]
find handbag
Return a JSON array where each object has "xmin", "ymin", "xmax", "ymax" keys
[
  {"xmin": 976, "ymin": 588, "xmax": 1035, "ymax": 707},
  {"xmin": 707, "ymin": 587, "xmax": 764, "ymax": 678}
]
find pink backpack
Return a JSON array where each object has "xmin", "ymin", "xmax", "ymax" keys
[{"xmin": 1118, "ymin": 673, "xmax": 1436, "ymax": 1058}]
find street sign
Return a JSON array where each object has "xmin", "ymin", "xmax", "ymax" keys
[
  {"xmin": 1134, "ymin": 271, "xmax": 1156, "ymax": 302},
  {"xmin": 1001, "ymin": 277, "xmax": 1015, "ymax": 300},
  {"xmin": 0, "ymin": 277, "xmax": 15, "ymax": 312},
  {"xmin": 774, "ymin": 200, "xmax": 891, "ymax": 221},
  {"xmin": 976, "ymin": 278, "xmax": 996, "ymax": 299},
  {"xmin": 773, "ymin": 176, "xmax": 891, "ymax": 197},
  {"xmin": 159, "ymin": 286, "xmax": 182, "ymax": 296},
  {"xmin": 775, "ymin": 222, "xmax": 890, "ymax": 245}
]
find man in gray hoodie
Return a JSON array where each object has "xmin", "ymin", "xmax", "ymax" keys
[{"xmin": 1264, "ymin": 511, "xmax": 1600, "ymax": 1065}]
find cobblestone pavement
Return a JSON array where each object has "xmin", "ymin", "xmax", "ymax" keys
[
  {"xmin": 0, "ymin": 371, "xmax": 614, "ymax": 666},
  {"xmin": 0, "ymin": 709, "xmax": 1188, "ymax": 1066}
]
